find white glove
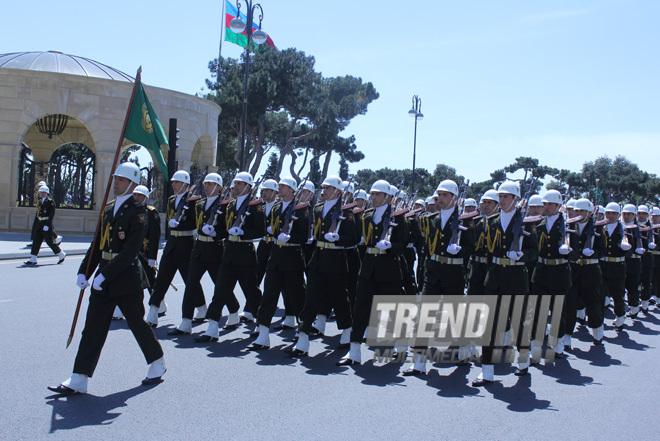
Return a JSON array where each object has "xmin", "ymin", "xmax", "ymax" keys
[
  {"xmin": 558, "ymin": 244, "xmax": 571, "ymax": 255},
  {"xmin": 507, "ymin": 251, "xmax": 524, "ymax": 261},
  {"xmin": 277, "ymin": 232, "xmax": 290, "ymax": 243},
  {"xmin": 376, "ymin": 240, "xmax": 392, "ymax": 251},
  {"xmin": 168, "ymin": 219, "xmax": 179, "ymax": 229},
  {"xmin": 582, "ymin": 248, "xmax": 594, "ymax": 257},
  {"xmin": 76, "ymin": 274, "xmax": 89, "ymax": 289},
  {"xmin": 306, "ymin": 237, "xmax": 314, "ymax": 244},
  {"xmin": 267, "ymin": 226, "xmax": 273, "ymax": 234},
  {"xmin": 324, "ymin": 232, "xmax": 339, "ymax": 242},
  {"xmin": 620, "ymin": 241, "xmax": 632, "ymax": 251},
  {"xmin": 228, "ymin": 226, "xmax": 244, "ymax": 236},
  {"xmin": 92, "ymin": 273, "xmax": 105, "ymax": 291},
  {"xmin": 148, "ymin": 259, "xmax": 157, "ymax": 268},
  {"xmin": 446, "ymin": 243, "xmax": 462, "ymax": 255},
  {"xmin": 359, "ymin": 236, "xmax": 365, "ymax": 245},
  {"xmin": 635, "ymin": 247, "xmax": 646, "ymax": 255},
  {"xmin": 43, "ymin": 225, "xmax": 49, "ymax": 231},
  {"xmin": 649, "ymin": 242, "xmax": 657, "ymax": 250},
  {"xmin": 202, "ymin": 224, "xmax": 216, "ymax": 237}
]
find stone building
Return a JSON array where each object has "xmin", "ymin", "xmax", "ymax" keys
[{"xmin": 0, "ymin": 50, "xmax": 221, "ymax": 233}]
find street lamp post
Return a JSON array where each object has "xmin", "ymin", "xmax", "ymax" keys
[
  {"xmin": 408, "ymin": 95, "xmax": 423, "ymax": 194},
  {"xmin": 229, "ymin": 1, "xmax": 269, "ymax": 171}
]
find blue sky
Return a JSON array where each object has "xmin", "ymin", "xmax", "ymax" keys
[{"xmin": 2, "ymin": 0, "xmax": 658, "ymax": 188}]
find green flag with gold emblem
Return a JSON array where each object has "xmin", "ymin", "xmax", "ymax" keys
[{"xmin": 124, "ymin": 80, "xmax": 169, "ymax": 178}]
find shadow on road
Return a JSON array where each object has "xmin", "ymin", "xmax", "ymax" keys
[{"xmin": 487, "ymin": 375, "xmax": 555, "ymax": 412}]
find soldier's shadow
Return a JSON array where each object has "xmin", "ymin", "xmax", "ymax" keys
[
  {"xmin": 627, "ymin": 318, "xmax": 660, "ymax": 336},
  {"xmin": 570, "ymin": 343, "xmax": 622, "ymax": 367},
  {"xmin": 537, "ymin": 357, "xmax": 595, "ymax": 386},
  {"xmin": 298, "ymin": 349, "xmax": 351, "ymax": 377},
  {"xmin": 252, "ymin": 344, "xmax": 298, "ymax": 367},
  {"xmin": 488, "ymin": 375, "xmax": 555, "ymax": 413},
  {"xmin": 45, "ymin": 385, "xmax": 150, "ymax": 433},
  {"xmin": 345, "ymin": 360, "xmax": 406, "ymax": 387},
  {"xmin": 425, "ymin": 363, "xmax": 481, "ymax": 398},
  {"xmin": 605, "ymin": 328, "xmax": 651, "ymax": 351}
]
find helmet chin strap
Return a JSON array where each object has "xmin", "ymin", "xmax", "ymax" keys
[{"xmin": 119, "ymin": 182, "xmax": 137, "ymax": 197}]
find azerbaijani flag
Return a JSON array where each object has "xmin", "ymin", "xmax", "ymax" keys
[{"xmin": 223, "ymin": 0, "xmax": 278, "ymax": 51}]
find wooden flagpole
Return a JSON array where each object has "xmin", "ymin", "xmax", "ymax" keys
[{"xmin": 66, "ymin": 67, "xmax": 144, "ymax": 348}]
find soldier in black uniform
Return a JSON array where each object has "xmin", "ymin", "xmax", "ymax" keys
[
  {"xmin": 290, "ymin": 175, "xmax": 358, "ymax": 356},
  {"xmin": 600, "ymin": 202, "xmax": 630, "ymax": 330},
  {"xmin": 649, "ymin": 207, "xmax": 660, "ymax": 308},
  {"xmin": 466, "ymin": 190, "xmax": 499, "ymax": 296},
  {"xmin": 48, "ymin": 162, "xmax": 165, "ymax": 396},
  {"xmin": 250, "ymin": 176, "xmax": 309, "ymax": 349},
  {"xmin": 196, "ymin": 171, "xmax": 265, "ymax": 342},
  {"xmin": 474, "ymin": 181, "xmax": 538, "ymax": 386},
  {"xmin": 406, "ymin": 198, "xmax": 426, "ymax": 292},
  {"xmin": 149, "ymin": 170, "xmax": 204, "ymax": 330},
  {"xmin": 636, "ymin": 205, "xmax": 654, "ymax": 313},
  {"xmin": 622, "ymin": 204, "xmax": 646, "ymax": 321},
  {"xmin": 338, "ymin": 179, "xmax": 408, "ymax": 365},
  {"xmin": 24, "ymin": 185, "xmax": 66, "ymax": 265},
  {"xmin": 565, "ymin": 198, "xmax": 606, "ymax": 344}
]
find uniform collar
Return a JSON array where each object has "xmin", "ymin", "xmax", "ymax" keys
[{"xmin": 114, "ymin": 194, "xmax": 132, "ymax": 215}]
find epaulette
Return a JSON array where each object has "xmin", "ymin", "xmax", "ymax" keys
[
  {"xmin": 314, "ymin": 202, "xmax": 324, "ymax": 208},
  {"xmin": 147, "ymin": 205, "xmax": 156, "ymax": 211},
  {"xmin": 487, "ymin": 212, "xmax": 500, "ymax": 220}
]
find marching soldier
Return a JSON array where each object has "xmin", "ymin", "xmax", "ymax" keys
[
  {"xmin": 157, "ymin": 174, "xmax": 228, "ymax": 333},
  {"xmin": 337, "ymin": 179, "xmax": 408, "ymax": 365},
  {"xmin": 48, "ymin": 162, "xmax": 165, "ymax": 396},
  {"xmin": 354, "ymin": 189, "xmax": 370, "ymax": 261},
  {"xmin": 650, "ymin": 207, "xmax": 660, "ymax": 307},
  {"xmin": 196, "ymin": 171, "xmax": 265, "ymax": 342},
  {"xmin": 636, "ymin": 205, "xmax": 655, "ymax": 312},
  {"xmin": 250, "ymin": 176, "xmax": 308, "ymax": 349},
  {"xmin": 406, "ymin": 198, "xmax": 426, "ymax": 290},
  {"xmin": 466, "ymin": 189, "xmax": 499, "ymax": 296},
  {"xmin": 463, "ymin": 198, "xmax": 477, "ymax": 214},
  {"xmin": 474, "ymin": 181, "xmax": 538, "ymax": 385},
  {"xmin": 29, "ymin": 180, "xmax": 62, "ymax": 249},
  {"xmin": 622, "ymin": 204, "xmax": 645, "ymax": 321},
  {"xmin": 149, "ymin": 170, "xmax": 204, "ymax": 326},
  {"xmin": 290, "ymin": 175, "xmax": 358, "ymax": 356},
  {"xmin": 600, "ymin": 202, "xmax": 629, "ymax": 330},
  {"xmin": 25, "ymin": 185, "xmax": 66, "ymax": 265}
]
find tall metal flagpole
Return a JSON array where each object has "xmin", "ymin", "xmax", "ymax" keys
[{"xmin": 66, "ymin": 67, "xmax": 144, "ymax": 348}]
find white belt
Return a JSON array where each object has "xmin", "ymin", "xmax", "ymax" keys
[
  {"xmin": 492, "ymin": 257, "xmax": 525, "ymax": 267},
  {"xmin": 429, "ymin": 255, "xmax": 463, "ymax": 265},
  {"xmin": 171, "ymin": 230, "xmax": 195, "ymax": 237}
]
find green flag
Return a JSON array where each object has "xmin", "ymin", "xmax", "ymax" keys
[{"xmin": 124, "ymin": 80, "xmax": 169, "ymax": 178}]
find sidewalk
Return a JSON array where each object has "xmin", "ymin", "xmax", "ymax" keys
[{"xmin": 0, "ymin": 232, "xmax": 93, "ymax": 260}]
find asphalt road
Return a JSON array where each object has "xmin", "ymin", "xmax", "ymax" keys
[{"xmin": 1, "ymin": 253, "xmax": 659, "ymax": 440}]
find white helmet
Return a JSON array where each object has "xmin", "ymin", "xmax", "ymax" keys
[
  {"xmin": 480, "ymin": 189, "xmax": 499, "ymax": 203},
  {"xmin": 651, "ymin": 207, "xmax": 660, "ymax": 216},
  {"xmin": 171, "ymin": 170, "xmax": 190, "ymax": 184},
  {"xmin": 464, "ymin": 198, "xmax": 477, "ymax": 208},
  {"xmin": 436, "ymin": 179, "xmax": 459, "ymax": 196},
  {"xmin": 321, "ymin": 175, "xmax": 343, "ymax": 190},
  {"xmin": 261, "ymin": 179, "xmax": 279, "ymax": 192},
  {"xmin": 528, "ymin": 194, "xmax": 543, "ymax": 207},
  {"xmin": 114, "ymin": 162, "xmax": 141, "ymax": 184},
  {"xmin": 342, "ymin": 181, "xmax": 355, "ymax": 194},
  {"xmin": 622, "ymin": 204, "xmax": 637, "ymax": 214},
  {"xmin": 370, "ymin": 180, "xmax": 391, "ymax": 194},
  {"xmin": 598, "ymin": 205, "xmax": 606, "ymax": 215},
  {"xmin": 389, "ymin": 185, "xmax": 399, "ymax": 197},
  {"xmin": 605, "ymin": 202, "xmax": 621, "ymax": 214},
  {"xmin": 542, "ymin": 190, "xmax": 562, "ymax": 205},
  {"xmin": 355, "ymin": 189, "xmax": 368, "ymax": 201},
  {"xmin": 574, "ymin": 198, "xmax": 594, "ymax": 212},
  {"xmin": 638, "ymin": 205, "xmax": 650, "ymax": 214},
  {"xmin": 37, "ymin": 181, "xmax": 47, "ymax": 187},
  {"xmin": 133, "ymin": 185, "xmax": 150, "ymax": 198},
  {"xmin": 299, "ymin": 181, "xmax": 315, "ymax": 193},
  {"xmin": 497, "ymin": 181, "xmax": 521, "ymax": 198},
  {"xmin": 279, "ymin": 176, "xmax": 297, "ymax": 192},
  {"xmin": 414, "ymin": 198, "xmax": 426, "ymax": 206},
  {"xmin": 38, "ymin": 186, "xmax": 49, "ymax": 193},
  {"xmin": 203, "ymin": 173, "xmax": 223, "ymax": 186},
  {"xmin": 566, "ymin": 198, "xmax": 577, "ymax": 209},
  {"xmin": 233, "ymin": 171, "xmax": 254, "ymax": 186},
  {"xmin": 425, "ymin": 197, "xmax": 435, "ymax": 205}
]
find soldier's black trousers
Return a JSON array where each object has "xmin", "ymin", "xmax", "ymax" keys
[
  {"xmin": 207, "ymin": 262, "xmax": 262, "ymax": 321},
  {"xmin": 350, "ymin": 273, "xmax": 401, "ymax": 343},
  {"xmin": 466, "ymin": 259, "xmax": 488, "ymax": 296},
  {"xmin": 317, "ymin": 247, "xmax": 361, "ymax": 317},
  {"xmin": 566, "ymin": 263, "xmax": 603, "ymax": 334},
  {"xmin": 480, "ymin": 290, "xmax": 532, "ymax": 365},
  {"xmin": 74, "ymin": 290, "xmax": 163, "ymax": 377},
  {"xmin": 257, "ymin": 267, "xmax": 306, "ymax": 327},
  {"xmin": 640, "ymin": 261, "xmax": 654, "ymax": 302},
  {"xmin": 182, "ymin": 253, "xmax": 221, "ymax": 319},
  {"xmin": 31, "ymin": 228, "xmax": 61, "ymax": 256},
  {"xmin": 625, "ymin": 258, "xmax": 642, "ymax": 308},
  {"xmin": 531, "ymin": 282, "xmax": 570, "ymax": 339},
  {"xmin": 602, "ymin": 263, "xmax": 627, "ymax": 317},
  {"xmin": 298, "ymin": 270, "xmax": 352, "ymax": 334},
  {"xmin": 149, "ymin": 237, "xmax": 193, "ymax": 307}
]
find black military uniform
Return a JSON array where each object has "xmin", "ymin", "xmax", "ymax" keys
[
  {"xmin": 565, "ymin": 218, "xmax": 606, "ymax": 340},
  {"xmin": 600, "ymin": 221, "xmax": 629, "ymax": 322},
  {"xmin": 623, "ymin": 223, "xmax": 643, "ymax": 316},
  {"xmin": 256, "ymin": 200, "xmax": 308, "ymax": 329},
  {"xmin": 467, "ymin": 213, "xmax": 490, "ymax": 296},
  {"xmin": 30, "ymin": 195, "xmax": 59, "ymax": 246},
  {"xmin": 139, "ymin": 205, "xmax": 161, "ymax": 288},
  {"xmin": 73, "ymin": 196, "xmax": 163, "ymax": 378},
  {"xmin": 638, "ymin": 221, "xmax": 654, "ymax": 310},
  {"xmin": 148, "ymin": 193, "xmax": 197, "ymax": 309},
  {"xmin": 256, "ymin": 200, "xmax": 278, "ymax": 285},
  {"xmin": 29, "ymin": 195, "xmax": 63, "ymax": 259},
  {"xmin": 296, "ymin": 200, "xmax": 358, "ymax": 337},
  {"xmin": 206, "ymin": 195, "xmax": 265, "ymax": 323}
]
